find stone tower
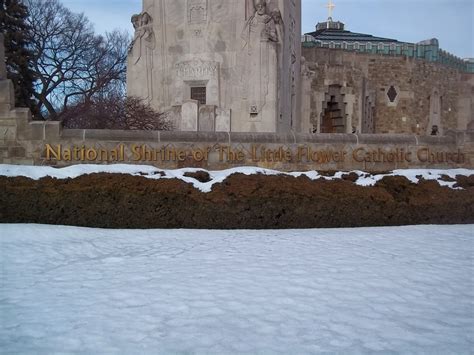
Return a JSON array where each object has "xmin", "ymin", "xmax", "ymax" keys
[{"xmin": 127, "ymin": 0, "xmax": 301, "ymax": 133}]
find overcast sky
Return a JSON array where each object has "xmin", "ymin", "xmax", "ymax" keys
[{"xmin": 61, "ymin": 0, "xmax": 473, "ymax": 58}]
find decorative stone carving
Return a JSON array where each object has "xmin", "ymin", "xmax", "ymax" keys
[
  {"xmin": 129, "ymin": 12, "xmax": 156, "ymax": 58},
  {"xmin": 188, "ymin": 0, "xmax": 207, "ymax": 25},
  {"xmin": 129, "ymin": 12, "xmax": 156, "ymax": 105},
  {"xmin": 175, "ymin": 60, "xmax": 218, "ymax": 80},
  {"xmin": 241, "ymin": 0, "xmax": 279, "ymax": 115}
]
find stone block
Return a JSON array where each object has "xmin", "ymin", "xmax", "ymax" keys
[
  {"xmin": 181, "ymin": 100, "xmax": 199, "ymax": 132},
  {"xmin": 10, "ymin": 158, "xmax": 35, "ymax": 165},
  {"xmin": 44, "ymin": 121, "xmax": 62, "ymax": 140},
  {"xmin": 216, "ymin": 109, "xmax": 231, "ymax": 132},
  {"xmin": 0, "ymin": 80, "xmax": 15, "ymax": 111},
  {"xmin": 61, "ymin": 129, "xmax": 86, "ymax": 140},
  {"xmin": 199, "ymin": 105, "xmax": 216, "ymax": 132},
  {"xmin": 29, "ymin": 121, "xmax": 46, "ymax": 141},
  {"xmin": 8, "ymin": 146, "xmax": 26, "ymax": 158},
  {"xmin": 0, "ymin": 146, "xmax": 8, "ymax": 158},
  {"xmin": 0, "ymin": 123, "xmax": 17, "ymax": 142}
]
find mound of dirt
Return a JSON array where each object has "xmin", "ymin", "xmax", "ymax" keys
[{"xmin": 0, "ymin": 173, "xmax": 472, "ymax": 229}]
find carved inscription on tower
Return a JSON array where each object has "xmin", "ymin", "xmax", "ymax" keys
[{"xmin": 175, "ymin": 60, "xmax": 218, "ymax": 80}]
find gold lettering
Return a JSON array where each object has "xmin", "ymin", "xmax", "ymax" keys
[
  {"xmin": 86, "ymin": 148, "xmax": 97, "ymax": 161},
  {"xmin": 45, "ymin": 144, "xmax": 61, "ymax": 160},
  {"xmin": 131, "ymin": 144, "xmax": 141, "ymax": 161}
]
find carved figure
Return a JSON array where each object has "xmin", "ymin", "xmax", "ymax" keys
[
  {"xmin": 129, "ymin": 12, "xmax": 155, "ymax": 63},
  {"xmin": 241, "ymin": 0, "xmax": 279, "ymax": 114},
  {"xmin": 242, "ymin": 0, "xmax": 278, "ymax": 51},
  {"xmin": 129, "ymin": 12, "xmax": 156, "ymax": 104}
]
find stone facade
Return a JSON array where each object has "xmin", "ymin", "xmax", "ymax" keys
[
  {"xmin": 1, "ymin": 13, "xmax": 474, "ymax": 171},
  {"xmin": 1, "ymin": 31, "xmax": 473, "ymax": 171},
  {"xmin": 301, "ymin": 47, "xmax": 474, "ymax": 136},
  {"xmin": 127, "ymin": 0, "xmax": 301, "ymax": 133}
]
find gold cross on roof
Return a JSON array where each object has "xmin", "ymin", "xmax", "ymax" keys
[{"xmin": 326, "ymin": 0, "xmax": 336, "ymax": 19}]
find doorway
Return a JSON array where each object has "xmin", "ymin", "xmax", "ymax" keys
[{"xmin": 321, "ymin": 85, "xmax": 345, "ymax": 133}]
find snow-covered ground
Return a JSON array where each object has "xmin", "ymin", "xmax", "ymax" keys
[
  {"xmin": 0, "ymin": 164, "xmax": 473, "ymax": 192},
  {"xmin": 1, "ymin": 224, "xmax": 472, "ymax": 354}
]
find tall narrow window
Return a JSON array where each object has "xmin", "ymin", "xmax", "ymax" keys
[{"xmin": 191, "ymin": 87, "xmax": 206, "ymax": 105}]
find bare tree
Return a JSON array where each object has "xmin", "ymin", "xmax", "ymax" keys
[
  {"xmin": 62, "ymin": 96, "xmax": 174, "ymax": 131},
  {"xmin": 25, "ymin": 0, "xmax": 128, "ymax": 120}
]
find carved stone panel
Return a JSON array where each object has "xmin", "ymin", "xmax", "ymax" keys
[
  {"xmin": 188, "ymin": 0, "xmax": 207, "ymax": 24},
  {"xmin": 175, "ymin": 60, "xmax": 218, "ymax": 81}
]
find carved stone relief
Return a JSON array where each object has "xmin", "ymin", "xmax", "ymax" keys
[
  {"xmin": 188, "ymin": 0, "xmax": 207, "ymax": 24},
  {"xmin": 241, "ymin": 0, "xmax": 280, "ymax": 115}
]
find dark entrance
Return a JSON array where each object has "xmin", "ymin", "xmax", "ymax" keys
[
  {"xmin": 191, "ymin": 87, "xmax": 206, "ymax": 105},
  {"xmin": 321, "ymin": 85, "xmax": 345, "ymax": 133}
]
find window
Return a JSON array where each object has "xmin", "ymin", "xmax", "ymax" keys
[
  {"xmin": 387, "ymin": 86, "xmax": 398, "ymax": 103},
  {"xmin": 191, "ymin": 87, "xmax": 206, "ymax": 105}
]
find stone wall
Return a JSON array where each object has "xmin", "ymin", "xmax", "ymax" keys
[
  {"xmin": 1, "ymin": 86, "xmax": 473, "ymax": 171},
  {"xmin": 301, "ymin": 47, "xmax": 474, "ymax": 136},
  {"xmin": 1, "ymin": 32, "xmax": 473, "ymax": 172}
]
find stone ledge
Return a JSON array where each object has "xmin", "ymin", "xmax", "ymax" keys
[
  {"xmin": 417, "ymin": 135, "xmax": 456, "ymax": 145},
  {"xmin": 160, "ymin": 131, "xmax": 229, "ymax": 143},
  {"xmin": 84, "ymin": 129, "xmax": 158, "ymax": 142},
  {"xmin": 49, "ymin": 129, "xmax": 467, "ymax": 147},
  {"xmin": 357, "ymin": 134, "xmax": 416, "ymax": 145},
  {"xmin": 229, "ymin": 132, "xmax": 295, "ymax": 144},
  {"xmin": 61, "ymin": 129, "xmax": 85, "ymax": 140},
  {"xmin": 297, "ymin": 133, "xmax": 358, "ymax": 144}
]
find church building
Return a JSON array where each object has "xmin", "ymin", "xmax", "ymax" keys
[{"xmin": 300, "ymin": 1, "xmax": 473, "ymax": 136}]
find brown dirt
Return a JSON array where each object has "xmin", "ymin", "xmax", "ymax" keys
[
  {"xmin": 183, "ymin": 171, "xmax": 212, "ymax": 183},
  {"xmin": 0, "ymin": 173, "xmax": 473, "ymax": 229}
]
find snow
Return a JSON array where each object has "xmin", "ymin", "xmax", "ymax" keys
[
  {"xmin": 0, "ymin": 164, "xmax": 472, "ymax": 192},
  {"xmin": 1, "ymin": 224, "xmax": 473, "ymax": 353}
]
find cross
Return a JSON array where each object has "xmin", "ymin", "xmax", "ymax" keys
[{"xmin": 325, "ymin": 0, "xmax": 336, "ymax": 19}]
